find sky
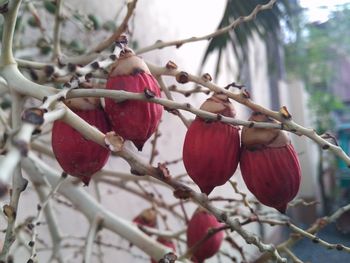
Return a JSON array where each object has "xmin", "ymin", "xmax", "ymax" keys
[{"xmin": 299, "ymin": 0, "xmax": 350, "ymax": 22}]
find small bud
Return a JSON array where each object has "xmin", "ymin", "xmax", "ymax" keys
[
  {"xmin": 67, "ymin": 63, "xmax": 77, "ymax": 72},
  {"xmin": 280, "ymin": 106, "xmax": 292, "ymax": 119},
  {"xmin": 176, "ymin": 71, "xmax": 189, "ymax": 84},
  {"xmin": 173, "ymin": 187, "xmax": 191, "ymax": 199},
  {"xmin": 109, "ymin": 54, "xmax": 117, "ymax": 61},
  {"xmin": 166, "ymin": 61, "xmax": 178, "ymax": 70},
  {"xmin": 144, "ymin": 88, "xmax": 156, "ymax": 99},
  {"xmin": 43, "ymin": 65, "xmax": 55, "ymax": 77},
  {"xmin": 242, "ymin": 89, "xmax": 250, "ymax": 99},
  {"xmin": 201, "ymin": 73, "xmax": 212, "ymax": 82},
  {"xmin": 336, "ymin": 244, "xmax": 344, "ymax": 251},
  {"xmin": 3, "ymin": 205, "xmax": 16, "ymax": 219},
  {"xmin": 322, "ymin": 144, "xmax": 330, "ymax": 150},
  {"xmin": 91, "ymin": 62, "xmax": 100, "ymax": 69}
]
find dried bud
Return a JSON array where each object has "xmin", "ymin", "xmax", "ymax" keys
[
  {"xmin": 166, "ymin": 61, "xmax": 178, "ymax": 70},
  {"xmin": 201, "ymin": 73, "xmax": 212, "ymax": 82},
  {"xmin": 176, "ymin": 71, "xmax": 189, "ymax": 84}
]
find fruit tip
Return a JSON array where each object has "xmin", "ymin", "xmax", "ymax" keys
[
  {"xmin": 200, "ymin": 186, "xmax": 213, "ymax": 196},
  {"xmin": 81, "ymin": 177, "xmax": 91, "ymax": 186},
  {"xmin": 276, "ymin": 204, "xmax": 287, "ymax": 214}
]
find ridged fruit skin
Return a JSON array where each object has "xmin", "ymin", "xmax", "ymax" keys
[
  {"xmin": 240, "ymin": 113, "xmax": 301, "ymax": 213},
  {"xmin": 150, "ymin": 237, "xmax": 176, "ymax": 263},
  {"xmin": 52, "ymin": 109, "xmax": 110, "ymax": 185},
  {"xmin": 105, "ymin": 54, "xmax": 163, "ymax": 151},
  {"xmin": 182, "ymin": 95, "xmax": 240, "ymax": 195},
  {"xmin": 187, "ymin": 210, "xmax": 224, "ymax": 263}
]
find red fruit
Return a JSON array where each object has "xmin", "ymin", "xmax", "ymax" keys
[
  {"xmin": 150, "ymin": 237, "xmax": 176, "ymax": 263},
  {"xmin": 52, "ymin": 98, "xmax": 110, "ymax": 185},
  {"xmin": 182, "ymin": 94, "xmax": 240, "ymax": 195},
  {"xmin": 187, "ymin": 209, "xmax": 224, "ymax": 263},
  {"xmin": 133, "ymin": 207, "xmax": 157, "ymax": 228},
  {"xmin": 105, "ymin": 48, "xmax": 163, "ymax": 151},
  {"xmin": 240, "ymin": 112, "xmax": 301, "ymax": 213}
]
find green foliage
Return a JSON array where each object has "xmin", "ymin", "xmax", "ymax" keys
[
  {"xmin": 43, "ymin": 0, "xmax": 57, "ymax": 15},
  {"xmin": 201, "ymin": 0, "xmax": 293, "ymax": 78},
  {"xmin": 285, "ymin": 5, "xmax": 350, "ymax": 133},
  {"xmin": 88, "ymin": 14, "xmax": 101, "ymax": 30}
]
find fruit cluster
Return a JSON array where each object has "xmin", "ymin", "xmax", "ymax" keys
[
  {"xmin": 51, "ymin": 48, "xmax": 163, "ymax": 185},
  {"xmin": 51, "ymin": 45, "xmax": 301, "ymax": 262},
  {"xmin": 183, "ymin": 96, "xmax": 302, "ymax": 214}
]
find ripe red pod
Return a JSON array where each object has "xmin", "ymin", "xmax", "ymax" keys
[
  {"xmin": 187, "ymin": 209, "xmax": 224, "ymax": 263},
  {"xmin": 51, "ymin": 98, "xmax": 110, "ymax": 185},
  {"xmin": 150, "ymin": 237, "xmax": 176, "ymax": 263},
  {"xmin": 104, "ymin": 48, "xmax": 163, "ymax": 151},
  {"xmin": 240, "ymin": 112, "xmax": 301, "ymax": 213},
  {"xmin": 182, "ymin": 94, "xmax": 240, "ymax": 195}
]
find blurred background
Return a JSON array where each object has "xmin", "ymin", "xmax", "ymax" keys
[{"xmin": 1, "ymin": 0, "xmax": 350, "ymax": 262}]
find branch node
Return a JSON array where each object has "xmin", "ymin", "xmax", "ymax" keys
[
  {"xmin": 43, "ymin": 65, "xmax": 55, "ymax": 77},
  {"xmin": 3, "ymin": 205, "xmax": 16, "ymax": 220},
  {"xmin": 12, "ymin": 139, "xmax": 29, "ymax": 156},
  {"xmin": 176, "ymin": 71, "xmax": 189, "ymax": 84},
  {"xmin": 21, "ymin": 108, "xmax": 45, "ymax": 125},
  {"xmin": 91, "ymin": 61, "xmax": 100, "ymax": 69},
  {"xmin": 0, "ymin": 1, "xmax": 9, "ymax": 14},
  {"xmin": 166, "ymin": 61, "xmax": 178, "ymax": 70},
  {"xmin": 144, "ymin": 87, "xmax": 156, "ymax": 99},
  {"xmin": 67, "ymin": 63, "xmax": 77, "ymax": 72},
  {"xmin": 279, "ymin": 106, "xmax": 292, "ymax": 119},
  {"xmin": 201, "ymin": 73, "xmax": 212, "ymax": 82}
]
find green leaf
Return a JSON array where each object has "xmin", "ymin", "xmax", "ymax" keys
[
  {"xmin": 201, "ymin": 0, "xmax": 293, "ymax": 77},
  {"xmin": 44, "ymin": 0, "xmax": 56, "ymax": 14},
  {"xmin": 88, "ymin": 14, "xmax": 101, "ymax": 30},
  {"xmin": 27, "ymin": 16, "xmax": 38, "ymax": 28},
  {"xmin": 69, "ymin": 40, "xmax": 86, "ymax": 54},
  {"xmin": 102, "ymin": 20, "xmax": 116, "ymax": 31}
]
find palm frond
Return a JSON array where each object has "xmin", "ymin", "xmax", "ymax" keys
[{"xmin": 201, "ymin": 0, "xmax": 294, "ymax": 79}]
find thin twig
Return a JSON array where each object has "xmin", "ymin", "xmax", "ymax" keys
[
  {"xmin": 136, "ymin": 0, "xmax": 277, "ymax": 54},
  {"xmin": 84, "ymin": 215, "xmax": 103, "ymax": 263},
  {"xmin": 52, "ymin": 0, "xmax": 64, "ymax": 59},
  {"xmin": 28, "ymin": 175, "xmax": 66, "ymax": 261},
  {"xmin": 89, "ymin": 0, "xmax": 138, "ymax": 53}
]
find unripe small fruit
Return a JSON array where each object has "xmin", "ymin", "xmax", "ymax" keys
[
  {"xmin": 187, "ymin": 209, "xmax": 224, "ymax": 263},
  {"xmin": 51, "ymin": 98, "xmax": 110, "ymax": 185},
  {"xmin": 240, "ymin": 112, "xmax": 301, "ymax": 213},
  {"xmin": 132, "ymin": 207, "xmax": 157, "ymax": 228},
  {"xmin": 105, "ymin": 48, "xmax": 163, "ymax": 151},
  {"xmin": 182, "ymin": 94, "xmax": 240, "ymax": 195}
]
